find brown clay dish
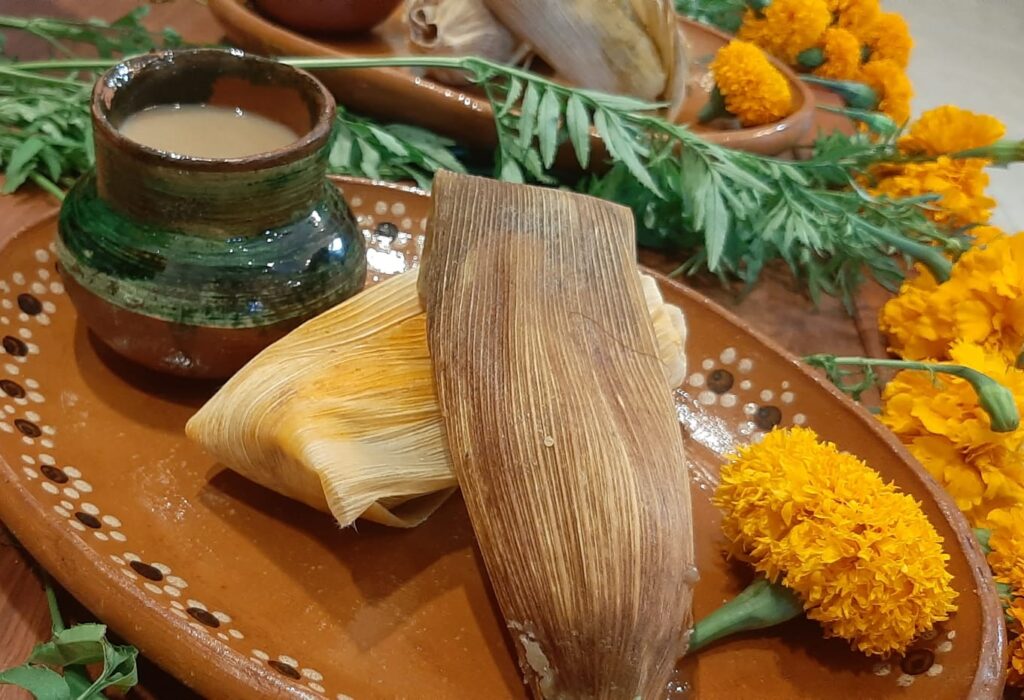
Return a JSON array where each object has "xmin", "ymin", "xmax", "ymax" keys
[
  {"xmin": 207, "ymin": 0, "xmax": 816, "ymax": 156},
  {"xmin": 252, "ymin": 0, "xmax": 403, "ymax": 34},
  {"xmin": 0, "ymin": 179, "xmax": 1004, "ymax": 699}
]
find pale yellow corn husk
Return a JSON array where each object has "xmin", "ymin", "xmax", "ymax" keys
[
  {"xmin": 186, "ymin": 266, "xmax": 686, "ymax": 529},
  {"xmin": 480, "ymin": 0, "xmax": 689, "ymax": 119},
  {"xmin": 420, "ymin": 171, "xmax": 695, "ymax": 698},
  {"xmin": 405, "ymin": 0, "xmax": 532, "ymax": 86}
]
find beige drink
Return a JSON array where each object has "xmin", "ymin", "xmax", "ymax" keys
[{"xmin": 119, "ymin": 104, "xmax": 298, "ymax": 159}]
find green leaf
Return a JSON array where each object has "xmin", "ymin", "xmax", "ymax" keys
[
  {"xmin": 498, "ymin": 78, "xmax": 524, "ymax": 118},
  {"xmin": 29, "ymin": 624, "xmax": 107, "ymax": 667},
  {"xmin": 499, "ymin": 157, "xmax": 524, "ymax": 183},
  {"xmin": 594, "ymin": 110, "xmax": 660, "ymax": 196},
  {"xmin": 0, "ymin": 665, "xmax": 71, "ymax": 700},
  {"xmin": 536, "ymin": 88, "xmax": 562, "ymax": 169},
  {"xmin": 565, "ymin": 94, "xmax": 591, "ymax": 169},
  {"xmin": 3, "ymin": 136, "xmax": 46, "ymax": 192},
  {"xmin": 517, "ymin": 82, "xmax": 541, "ymax": 150},
  {"xmin": 367, "ymin": 125, "xmax": 408, "ymax": 157},
  {"xmin": 355, "ymin": 137, "xmax": 381, "ymax": 180}
]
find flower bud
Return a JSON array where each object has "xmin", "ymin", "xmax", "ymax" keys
[{"xmin": 968, "ymin": 374, "xmax": 1020, "ymax": 432}]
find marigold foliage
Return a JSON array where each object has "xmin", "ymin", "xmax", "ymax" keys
[{"xmin": 715, "ymin": 426, "xmax": 957, "ymax": 655}]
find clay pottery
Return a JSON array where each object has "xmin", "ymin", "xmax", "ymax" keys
[
  {"xmin": 252, "ymin": 0, "xmax": 403, "ymax": 34},
  {"xmin": 57, "ymin": 48, "xmax": 366, "ymax": 379}
]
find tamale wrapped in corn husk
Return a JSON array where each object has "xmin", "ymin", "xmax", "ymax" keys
[
  {"xmin": 186, "ymin": 265, "xmax": 686, "ymax": 529},
  {"xmin": 405, "ymin": 0, "xmax": 532, "ymax": 86},
  {"xmin": 419, "ymin": 171, "xmax": 695, "ymax": 698},
  {"xmin": 481, "ymin": 0, "xmax": 689, "ymax": 119}
]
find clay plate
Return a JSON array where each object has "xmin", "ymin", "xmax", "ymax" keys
[
  {"xmin": 0, "ymin": 178, "xmax": 1003, "ymax": 699},
  {"xmin": 207, "ymin": 0, "xmax": 815, "ymax": 157}
]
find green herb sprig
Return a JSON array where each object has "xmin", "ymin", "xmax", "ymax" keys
[{"xmin": 0, "ymin": 583, "xmax": 139, "ymax": 700}]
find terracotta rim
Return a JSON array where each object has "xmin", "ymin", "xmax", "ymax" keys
[
  {"xmin": 0, "ymin": 177, "xmax": 1005, "ymax": 699},
  {"xmin": 91, "ymin": 48, "xmax": 336, "ymax": 172},
  {"xmin": 205, "ymin": 0, "xmax": 815, "ymax": 154}
]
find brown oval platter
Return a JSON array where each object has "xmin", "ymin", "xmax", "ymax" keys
[
  {"xmin": 206, "ymin": 0, "xmax": 815, "ymax": 157},
  {"xmin": 0, "ymin": 178, "xmax": 1004, "ymax": 699}
]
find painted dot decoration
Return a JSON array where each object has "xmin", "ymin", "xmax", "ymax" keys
[
  {"xmin": 74, "ymin": 512, "xmax": 101, "ymax": 529},
  {"xmin": 2, "ymin": 335, "xmax": 27, "ymax": 356},
  {"xmin": 268, "ymin": 660, "xmax": 302, "ymax": 680},
  {"xmin": 374, "ymin": 221, "xmax": 399, "ymax": 239},
  {"xmin": 129, "ymin": 561, "xmax": 164, "ymax": 581},
  {"xmin": 754, "ymin": 405, "xmax": 783, "ymax": 430},
  {"xmin": 16, "ymin": 293, "xmax": 42, "ymax": 315},
  {"xmin": 707, "ymin": 369, "xmax": 734, "ymax": 394},
  {"xmin": 900, "ymin": 649, "xmax": 935, "ymax": 676},
  {"xmin": 40, "ymin": 464, "xmax": 67, "ymax": 483},
  {"xmin": 0, "ymin": 379, "xmax": 24, "ymax": 397},
  {"xmin": 187, "ymin": 607, "xmax": 221, "ymax": 628},
  {"xmin": 14, "ymin": 418, "xmax": 41, "ymax": 437}
]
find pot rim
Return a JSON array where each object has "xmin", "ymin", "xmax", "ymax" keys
[{"xmin": 91, "ymin": 47, "xmax": 336, "ymax": 172}]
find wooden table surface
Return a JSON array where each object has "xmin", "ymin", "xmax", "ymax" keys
[{"xmin": 0, "ymin": 2, "xmax": 889, "ymax": 697}]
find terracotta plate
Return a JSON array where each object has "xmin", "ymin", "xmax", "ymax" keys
[
  {"xmin": 0, "ymin": 179, "xmax": 1003, "ymax": 699},
  {"xmin": 207, "ymin": 0, "xmax": 815, "ymax": 156}
]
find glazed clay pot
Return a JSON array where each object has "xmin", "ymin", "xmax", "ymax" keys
[
  {"xmin": 252, "ymin": 0, "xmax": 402, "ymax": 34},
  {"xmin": 57, "ymin": 49, "xmax": 366, "ymax": 379}
]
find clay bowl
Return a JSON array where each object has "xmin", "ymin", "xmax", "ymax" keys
[
  {"xmin": 0, "ymin": 178, "xmax": 1003, "ymax": 699},
  {"xmin": 252, "ymin": 0, "xmax": 402, "ymax": 34},
  {"xmin": 57, "ymin": 48, "xmax": 366, "ymax": 379},
  {"xmin": 207, "ymin": 0, "xmax": 816, "ymax": 157}
]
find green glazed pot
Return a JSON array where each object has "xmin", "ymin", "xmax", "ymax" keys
[{"xmin": 57, "ymin": 49, "xmax": 366, "ymax": 378}]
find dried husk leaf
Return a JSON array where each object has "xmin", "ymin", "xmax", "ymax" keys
[
  {"xmin": 405, "ymin": 0, "xmax": 532, "ymax": 86},
  {"xmin": 419, "ymin": 171, "xmax": 695, "ymax": 698},
  {"xmin": 186, "ymin": 266, "xmax": 686, "ymax": 530},
  {"xmin": 481, "ymin": 0, "xmax": 689, "ymax": 119}
]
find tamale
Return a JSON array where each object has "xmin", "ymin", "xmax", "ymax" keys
[
  {"xmin": 481, "ymin": 0, "xmax": 689, "ymax": 120},
  {"xmin": 405, "ymin": 0, "xmax": 532, "ymax": 87},
  {"xmin": 420, "ymin": 171, "xmax": 695, "ymax": 698},
  {"xmin": 186, "ymin": 266, "xmax": 686, "ymax": 529}
]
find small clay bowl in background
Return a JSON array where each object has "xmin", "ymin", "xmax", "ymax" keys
[
  {"xmin": 252, "ymin": 0, "xmax": 402, "ymax": 34},
  {"xmin": 57, "ymin": 48, "xmax": 366, "ymax": 379}
]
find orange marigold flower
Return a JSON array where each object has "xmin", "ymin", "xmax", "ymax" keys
[
  {"xmin": 861, "ymin": 58, "xmax": 912, "ymax": 124},
  {"xmin": 813, "ymin": 27, "xmax": 863, "ymax": 80},
  {"xmin": 864, "ymin": 11, "xmax": 913, "ymax": 68},
  {"xmin": 710, "ymin": 40, "xmax": 794, "ymax": 127},
  {"xmin": 871, "ymin": 156, "xmax": 995, "ymax": 228},
  {"xmin": 716, "ymin": 426, "xmax": 957, "ymax": 656},
  {"xmin": 738, "ymin": 0, "xmax": 832, "ymax": 63},
  {"xmin": 827, "ymin": 0, "xmax": 881, "ymax": 39},
  {"xmin": 986, "ymin": 506, "xmax": 1024, "ymax": 592},
  {"xmin": 1009, "ymin": 601, "xmax": 1024, "ymax": 687},
  {"xmin": 877, "ymin": 265, "xmax": 954, "ymax": 361},
  {"xmin": 880, "ymin": 342, "xmax": 1024, "ymax": 526},
  {"xmin": 899, "ymin": 105, "xmax": 1006, "ymax": 157}
]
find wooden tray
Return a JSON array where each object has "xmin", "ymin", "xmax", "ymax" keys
[
  {"xmin": 0, "ymin": 178, "xmax": 1003, "ymax": 699},
  {"xmin": 207, "ymin": 0, "xmax": 816, "ymax": 156}
]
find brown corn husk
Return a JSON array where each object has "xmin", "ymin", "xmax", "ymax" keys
[
  {"xmin": 419, "ymin": 171, "xmax": 696, "ymax": 698},
  {"xmin": 405, "ymin": 0, "xmax": 532, "ymax": 86},
  {"xmin": 186, "ymin": 266, "xmax": 686, "ymax": 530},
  {"xmin": 481, "ymin": 0, "xmax": 689, "ymax": 119}
]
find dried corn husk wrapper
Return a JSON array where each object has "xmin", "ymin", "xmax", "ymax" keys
[
  {"xmin": 405, "ymin": 0, "xmax": 532, "ymax": 86},
  {"xmin": 482, "ymin": 0, "xmax": 689, "ymax": 119},
  {"xmin": 420, "ymin": 171, "xmax": 695, "ymax": 698},
  {"xmin": 186, "ymin": 267, "xmax": 686, "ymax": 529}
]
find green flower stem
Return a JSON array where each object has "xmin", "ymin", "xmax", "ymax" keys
[
  {"xmin": 697, "ymin": 86, "xmax": 728, "ymax": 124},
  {"xmin": 44, "ymin": 582, "xmax": 65, "ymax": 634},
  {"xmin": 864, "ymin": 222, "xmax": 953, "ymax": 282},
  {"xmin": 804, "ymin": 355, "xmax": 1020, "ymax": 432},
  {"xmin": 951, "ymin": 140, "xmax": 1024, "ymax": 166},
  {"xmin": 816, "ymin": 105, "xmax": 898, "ymax": 136},
  {"xmin": 800, "ymin": 75, "xmax": 879, "ymax": 111},
  {"xmin": 688, "ymin": 578, "xmax": 804, "ymax": 653},
  {"xmin": 975, "ymin": 527, "xmax": 992, "ymax": 554}
]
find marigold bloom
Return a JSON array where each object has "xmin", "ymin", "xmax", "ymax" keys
[
  {"xmin": 864, "ymin": 11, "xmax": 913, "ymax": 67},
  {"xmin": 871, "ymin": 156, "xmax": 995, "ymax": 227},
  {"xmin": 861, "ymin": 58, "xmax": 912, "ymax": 124},
  {"xmin": 813, "ymin": 27, "xmax": 862, "ymax": 80},
  {"xmin": 738, "ymin": 0, "xmax": 832, "ymax": 62},
  {"xmin": 710, "ymin": 40, "xmax": 794, "ymax": 127},
  {"xmin": 1009, "ymin": 601, "xmax": 1024, "ymax": 687},
  {"xmin": 715, "ymin": 426, "xmax": 957, "ymax": 655},
  {"xmin": 899, "ymin": 105, "xmax": 1006, "ymax": 157},
  {"xmin": 986, "ymin": 505, "xmax": 1024, "ymax": 592},
  {"xmin": 880, "ymin": 343, "xmax": 1024, "ymax": 525},
  {"xmin": 880, "ymin": 231, "xmax": 1023, "ymax": 365},
  {"xmin": 827, "ymin": 0, "xmax": 881, "ymax": 39}
]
